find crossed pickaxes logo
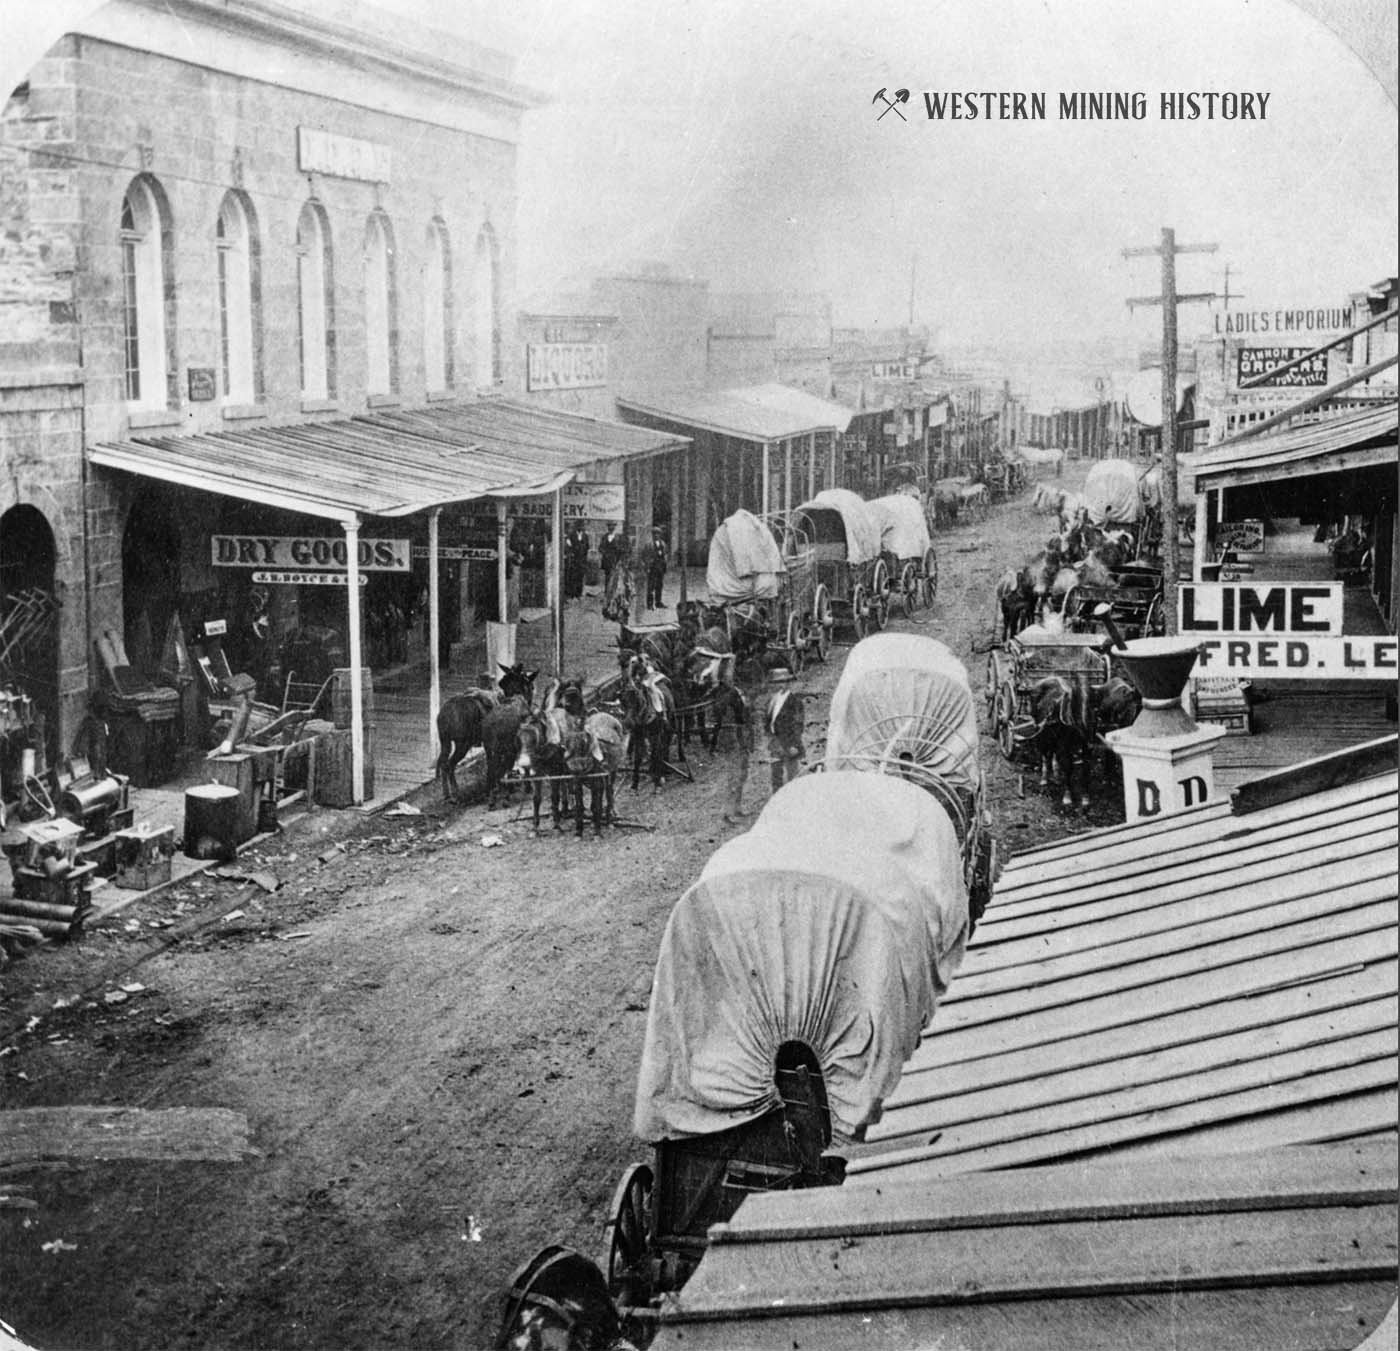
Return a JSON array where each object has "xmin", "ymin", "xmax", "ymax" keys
[{"xmin": 873, "ymin": 87, "xmax": 910, "ymax": 121}]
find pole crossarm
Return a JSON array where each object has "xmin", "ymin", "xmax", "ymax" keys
[
  {"xmin": 1121, "ymin": 242, "xmax": 1219, "ymax": 259},
  {"xmin": 1127, "ymin": 292, "xmax": 1218, "ymax": 309}
]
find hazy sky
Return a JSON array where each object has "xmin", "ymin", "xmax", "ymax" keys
[
  {"xmin": 4, "ymin": 0, "xmax": 1396, "ymax": 362},
  {"xmin": 497, "ymin": 0, "xmax": 1397, "ymax": 352}
]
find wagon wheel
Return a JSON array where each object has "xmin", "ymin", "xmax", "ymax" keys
[
  {"xmin": 1058, "ymin": 582, "xmax": 1081, "ymax": 631},
  {"xmin": 785, "ymin": 611, "xmax": 806, "ymax": 674},
  {"xmin": 995, "ymin": 683, "xmax": 1018, "ymax": 761},
  {"xmin": 604, "ymin": 1163, "xmax": 655, "ymax": 1307},
  {"xmin": 921, "ymin": 546, "xmax": 939, "ymax": 607},
  {"xmin": 850, "ymin": 583, "xmax": 870, "ymax": 640},
  {"xmin": 899, "ymin": 560, "xmax": 922, "ymax": 616},
  {"xmin": 812, "ymin": 584, "xmax": 833, "ymax": 661},
  {"xmin": 1145, "ymin": 593, "xmax": 1166, "ymax": 637},
  {"xmin": 984, "ymin": 650, "xmax": 1004, "ymax": 715},
  {"xmin": 870, "ymin": 558, "xmax": 891, "ymax": 606}
]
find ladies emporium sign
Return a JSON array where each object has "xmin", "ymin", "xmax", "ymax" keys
[
  {"xmin": 212, "ymin": 536, "xmax": 410, "ymax": 571},
  {"xmin": 1179, "ymin": 582, "xmax": 1397, "ymax": 679}
]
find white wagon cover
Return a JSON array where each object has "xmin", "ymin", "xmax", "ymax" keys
[
  {"xmin": 633, "ymin": 772, "xmax": 968, "ymax": 1145},
  {"xmin": 868, "ymin": 494, "xmax": 932, "ymax": 560},
  {"xmin": 1083, "ymin": 458, "xmax": 1146, "ymax": 525},
  {"xmin": 705, "ymin": 509, "xmax": 786, "ymax": 602},
  {"xmin": 824, "ymin": 633, "xmax": 982, "ymax": 798},
  {"xmin": 795, "ymin": 488, "xmax": 883, "ymax": 564}
]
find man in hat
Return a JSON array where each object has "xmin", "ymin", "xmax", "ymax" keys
[
  {"xmin": 599, "ymin": 521, "xmax": 626, "ymax": 595},
  {"xmin": 644, "ymin": 527, "xmax": 668, "ymax": 611}
]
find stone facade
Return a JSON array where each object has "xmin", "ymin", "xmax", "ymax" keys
[{"xmin": 0, "ymin": 0, "xmax": 537, "ymax": 754}]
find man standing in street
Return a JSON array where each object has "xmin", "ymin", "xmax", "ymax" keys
[{"xmin": 645, "ymin": 527, "xmax": 668, "ymax": 611}]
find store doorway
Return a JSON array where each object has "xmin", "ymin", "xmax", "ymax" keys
[{"xmin": 121, "ymin": 491, "xmax": 183, "ymax": 676}]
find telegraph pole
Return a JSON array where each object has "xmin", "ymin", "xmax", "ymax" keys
[
  {"xmin": 1220, "ymin": 263, "xmax": 1243, "ymax": 312},
  {"xmin": 1123, "ymin": 227, "xmax": 1217, "ymax": 633}
]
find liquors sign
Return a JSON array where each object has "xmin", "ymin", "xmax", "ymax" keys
[{"xmin": 526, "ymin": 343, "xmax": 608, "ymax": 391}]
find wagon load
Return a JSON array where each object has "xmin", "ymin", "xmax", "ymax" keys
[
  {"xmin": 790, "ymin": 490, "xmax": 889, "ymax": 637},
  {"xmin": 1083, "ymin": 457, "xmax": 1147, "ymax": 525},
  {"xmin": 868, "ymin": 493, "xmax": 939, "ymax": 614},
  {"xmin": 634, "ymin": 771, "xmax": 969, "ymax": 1147},
  {"xmin": 824, "ymin": 633, "xmax": 997, "ymax": 923},
  {"xmin": 704, "ymin": 509, "xmax": 785, "ymax": 602}
]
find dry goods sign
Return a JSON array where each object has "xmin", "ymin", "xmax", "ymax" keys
[
  {"xmin": 212, "ymin": 536, "xmax": 410, "ymax": 572},
  {"xmin": 1179, "ymin": 582, "xmax": 1396, "ymax": 679}
]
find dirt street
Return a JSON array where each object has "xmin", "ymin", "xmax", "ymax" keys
[{"xmin": 0, "ymin": 466, "xmax": 1123, "ymax": 1351}]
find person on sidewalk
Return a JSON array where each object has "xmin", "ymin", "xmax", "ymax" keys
[
  {"xmin": 644, "ymin": 528, "xmax": 668, "ymax": 611},
  {"xmin": 720, "ymin": 658, "xmax": 760, "ymax": 825},
  {"xmin": 599, "ymin": 522, "xmax": 626, "ymax": 596}
]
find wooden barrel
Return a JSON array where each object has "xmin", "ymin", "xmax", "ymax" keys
[{"xmin": 183, "ymin": 784, "xmax": 242, "ymax": 860}]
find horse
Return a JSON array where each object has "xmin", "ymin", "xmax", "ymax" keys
[
  {"xmin": 436, "ymin": 682, "xmax": 508, "ymax": 802},
  {"xmin": 512, "ymin": 709, "xmax": 570, "ymax": 832},
  {"xmin": 618, "ymin": 654, "xmax": 681, "ymax": 791},
  {"xmin": 1027, "ymin": 672, "xmax": 1139, "ymax": 809},
  {"xmin": 479, "ymin": 664, "xmax": 539, "ymax": 810},
  {"xmin": 994, "ymin": 568, "xmax": 1037, "ymax": 643}
]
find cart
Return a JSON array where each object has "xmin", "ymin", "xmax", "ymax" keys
[
  {"xmin": 1081, "ymin": 457, "xmax": 1164, "ymax": 557},
  {"xmin": 603, "ymin": 772, "xmax": 970, "ymax": 1327},
  {"xmin": 1062, "ymin": 563, "xmax": 1166, "ymax": 641},
  {"xmin": 704, "ymin": 508, "xmax": 832, "ymax": 673},
  {"xmin": 789, "ymin": 489, "xmax": 889, "ymax": 640},
  {"xmin": 825, "ymin": 633, "xmax": 998, "ymax": 927},
  {"xmin": 986, "ymin": 630, "xmax": 1111, "ymax": 761},
  {"xmin": 867, "ymin": 493, "xmax": 939, "ymax": 617}
]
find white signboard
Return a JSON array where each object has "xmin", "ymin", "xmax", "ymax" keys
[
  {"xmin": 410, "ymin": 545, "xmax": 498, "ymax": 562},
  {"xmin": 297, "ymin": 127, "xmax": 391, "ymax": 183},
  {"xmin": 252, "ymin": 571, "xmax": 368, "ymax": 587},
  {"xmin": 213, "ymin": 536, "xmax": 410, "ymax": 572},
  {"xmin": 1211, "ymin": 304, "xmax": 1354, "ymax": 337},
  {"xmin": 1179, "ymin": 583, "xmax": 1343, "ymax": 636},
  {"xmin": 1193, "ymin": 634, "xmax": 1397, "ymax": 681},
  {"xmin": 506, "ymin": 483, "xmax": 626, "ymax": 521},
  {"xmin": 526, "ymin": 343, "xmax": 608, "ymax": 391}
]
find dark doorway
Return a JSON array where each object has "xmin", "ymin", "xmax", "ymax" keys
[{"xmin": 0, "ymin": 504, "xmax": 61, "ymax": 769}]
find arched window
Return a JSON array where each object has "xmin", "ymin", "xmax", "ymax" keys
[
  {"xmin": 364, "ymin": 211, "xmax": 398, "ymax": 396},
  {"xmin": 215, "ymin": 191, "xmax": 261, "ymax": 403},
  {"xmin": 473, "ymin": 224, "xmax": 499, "ymax": 388},
  {"xmin": 119, "ymin": 177, "xmax": 172, "ymax": 409},
  {"xmin": 296, "ymin": 201, "xmax": 336, "ymax": 401},
  {"xmin": 422, "ymin": 219, "xmax": 453, "ymax": 392}
]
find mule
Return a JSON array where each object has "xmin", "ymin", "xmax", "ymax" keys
[
  {"xmin": 994, "ymin": 568, "xmax": 1036, "ymax": 643},
  {"xmin": 479, "ymin": 664, "xmax": 539, "ymax": 810},
  {"xmin": 618, "ymin": 655, "xmax": 681, "ymax": 791},
  {"xmin": 435, "ymin": 687, "xmax": 497, "ymax": 802},
  {"xmin": 512, "ymin": 710, "xmax": 569, "ymax": 832}
]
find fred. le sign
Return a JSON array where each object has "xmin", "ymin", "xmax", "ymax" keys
[{"xmin": 1179, "ymin": 582, "xmax": 1397, "ymax": 680}]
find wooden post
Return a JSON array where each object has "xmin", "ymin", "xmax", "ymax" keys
[
  {"xmin": 1160, "ymin": 226, "xmax": 1181, "ymax": 630},
  {"xmin": 783, "ymin": 438, "xmax": 793, "ymax": 516},
  {"xmin": 496, "ymin": 499, "xmax": 509, "ymax": 629},
  {"xmin": 428, "ymin": 508, "xmax": 441, "ymax": 754},
  {"xmin": 552, "ymin": 486, "xmax": 564, "ymax": 673},
  {"xmin": 1193, "ymin": 492, "xmax": 1209, "ymax": 580},
  {"xmin": 761, "ymin": 439, "xmax": 771, "ymax": 516},
  {"xmin": 343, "ymin": 518, "xmax": 365, "ymax": 804},
  {"xmin": 807, "ymin": 431, "xmax": 816, "ymax": 500}
]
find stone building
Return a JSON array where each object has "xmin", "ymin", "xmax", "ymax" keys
[{"xmin": 0, "ymin": 0, "xmax": 540, "ymax": 763}]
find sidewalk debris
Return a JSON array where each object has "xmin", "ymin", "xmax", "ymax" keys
[
  {"xmin": 384, "ymin": 802, "xmax": 422, "ymax": 817},
  {"xmin": 479, "ymin": 834, "xmax": 504, "ymax": 849},
  {"xmin": 40, "ymin": 1239, "xmax": 77, "ymax": 1254}
]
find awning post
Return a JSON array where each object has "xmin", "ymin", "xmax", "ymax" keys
[
  {"xmin": 1193, "ymin": 492, "xmax": 1208, "ymax": 580},
  {"xmin": 496, "ymin": 499, "xmax": 509, "ymax": 629},
  {"xmin": 428, "ymin": 508, "xmax": 442, "ymax": 752},
  {"xmin": 344, "ymin": 518, "xmax": 366, "ymax": 805},
  {"xmin": 783, "ymin": 438, "xmax": 793, "ymax": 516},
  {"xmin": 552, "ymin": 486, "xmax": 564, "ymax": 674},
  {"xmin": 761, "ymin": 440, "xmax": 771, "ymax": 516},
  {"xmin": 807, "ymin": 432, "xmax": 816, "ymax": 500}
]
